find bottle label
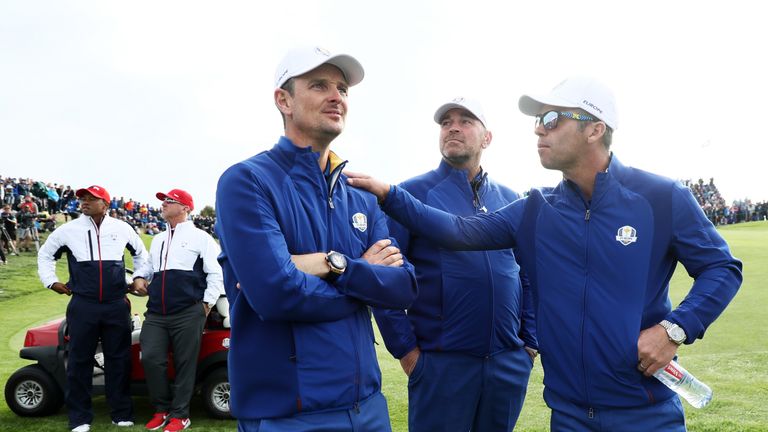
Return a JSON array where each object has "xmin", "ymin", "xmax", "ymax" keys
[{"xmin": 664, "ymin": 363, "xmax": 684, "ymax": 380}]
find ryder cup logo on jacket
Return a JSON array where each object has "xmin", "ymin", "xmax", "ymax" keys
[
  {"xmin": 352, "ymin": 212, "xmax": 367, "ymax": 232},
  {"xmin": 615, "ymin": 225, "xmax": 638, "ymax": 246}
]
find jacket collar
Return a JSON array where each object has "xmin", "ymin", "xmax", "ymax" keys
[
  {"xmin": 436, "ymin": 159, "xmax": 487, "ymax": 187},
  {"xmin": 165, "ymin": 220, "xmax": 192, "ymax": 233},
  {"xmin": 273, "ymin": 136, "xmax": 349, "ymax": 204},
  {"xmin": 559, "ymin": 152, "xmax": 627, "ymax": 207},
  {"xmin": 273, "ymin": 136, "xmax": 346, "ymax": 173},
  {"xmin": 83, "ymin": 213, "xmax": 112, "ymax": 227}
]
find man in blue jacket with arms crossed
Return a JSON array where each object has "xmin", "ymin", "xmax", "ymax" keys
[
  {"xmin": 348, "ymin": 76, "xmax": 742, "ymax": 431},
  {"xmin": 374, "ymin": 97, "xmax": 537, "ymax": 431},
  {"xmin": 215, "ymin": 46, "xmax": 417, "ymax": 432}
]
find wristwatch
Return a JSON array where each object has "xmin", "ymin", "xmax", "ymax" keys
[
  {"xmin": 659, "ymin": 320, "xmax": 686, "ymax": 345},
  {"xmin": 325, "ymin": 251, "xmax": 347, "ymax": 282}
]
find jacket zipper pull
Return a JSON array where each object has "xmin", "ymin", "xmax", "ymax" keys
[
  {"xmin": 328, "ymin": 196, "xmax": 335, "ymax": 209},
  {"xmin": 588, "ymin": 407, "xmax": 594, "ymax": 419},
  {"xmin": 585, "ymin": 209, "xmax": 591, "ymax": 221}
]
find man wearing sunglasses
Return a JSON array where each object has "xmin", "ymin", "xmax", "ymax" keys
[
  {"xmin": 372, "ymin": 97, "xmax": 537, "ymax": 432},
  {"xmin": 347, "ymin": 76, "xmax": 742, "ymax": 431},
  {"xmin": 215, "ymin": 46, "xmax": 417, "ymax": 431},
  {"xmin": 131, "ymin": 189, "xmax": 223, "ymax": 432}
]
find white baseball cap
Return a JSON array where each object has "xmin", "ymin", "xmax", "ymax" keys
[
  {"xmin": 518, "ymin": 76, "xmax": 618, "ymax": 130},
  {"xmin": 274, "ymin": 46, "xmax": 365, "ymax": 90},
  {"xmin": 434, "ymin": 97, "xmax": 488, "ymax": 128}
]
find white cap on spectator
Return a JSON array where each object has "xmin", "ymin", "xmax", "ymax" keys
[
  {"xmin": 434, "ymin": 97, "xmax": 488, "ymax": 128},
  {"xmin": 274, "ymin": 46, "xmax": 364, "ymax": 89},
  {"xmin": 519, "ymin": 75, "xmax": 618, "ymax": 130}
]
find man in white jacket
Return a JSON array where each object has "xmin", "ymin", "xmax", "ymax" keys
[
  {"xmin": 38, "ymin": 185, "xmax": 148, "ymax": 432},
  {"xmin": 132, "ymin": 188, "xmax": 224, "ymax": 432}
]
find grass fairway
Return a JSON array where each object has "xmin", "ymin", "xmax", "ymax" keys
[{"xmin": 1, "ymin": 222, "xmax": 766, "ymax": 431}]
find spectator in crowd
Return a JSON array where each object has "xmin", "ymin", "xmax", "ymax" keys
[
  {"xmin": 132, "ymin": 189, "xmax": 224, "ymax": 432},
  {"xmin": 60, "ymin": 185, "xmax": 76, "ymax": 213},
  {"xmin": 46, "ymin": 183, "xmax": 60, "ymax": 212},
  {"xmin": 16, "ymin": 196, "xmax": 39, "ymax": 252},
  {"xmin": 1, "ymin": 204, "xmax": 18, "ymax": 258},
  {"xmin": 64, "ymin": 198, "xmax": 80, "ymax": 221},
  {"xmin": 3, "ymin": 184, "xmax": 15, "ymax": 206},
  {"xmin": 38, "ymin": 185, "xmax": 149, "ymax": 432},
  {"xmin": 0, "ymin": 200, "xmax": 7, "ymax": 265},
  {"xmin": 15, "ymin": 178, "xmax": 30, "ymax": 205},
  {"xmin": 373, "ymin": 97, "xmax": 536, "ymax": 431},
  {"xmin": 55, "ymin": 183, "xmax": 65, "ymax": 210},
  {"xmin": 215, "ymin": 45, "xmax": 417, "ymax": 431},
  {"xmin": 125, "ymin": 199, "xmax": 135, "ymax": 215}
]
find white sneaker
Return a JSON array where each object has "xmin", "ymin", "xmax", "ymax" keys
[
  {"xmin": 112, "ymin": 420, "xmax": 135, "ymax": 427},
  {"xmin": 71, "ymin": 425, "xmax": 91, "ymax": 432}
]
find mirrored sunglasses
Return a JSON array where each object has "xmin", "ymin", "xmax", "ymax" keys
[{"xmin": 535, "ymin": 110, "xmax": 597, "ymax": 130}]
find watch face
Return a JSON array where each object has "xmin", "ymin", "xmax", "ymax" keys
[
  {"xmin": 329, "ymin": 252, "xmax": 347, "ymax": 269},
  {"xmin": 670, "ymin": 326, "xmax": 686, "ymax": 342}
]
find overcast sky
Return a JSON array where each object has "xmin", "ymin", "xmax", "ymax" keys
[{"xmin": 2, "ymin": 0, "xmax": 765, "ymax": 211}]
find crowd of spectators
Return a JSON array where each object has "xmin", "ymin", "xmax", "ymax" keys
[
  {"xmin": 1, "ymin": 174, "xmax": 763, "ymax": 265},
  {"xmin": 683, "ymin": 178, "xmax": 768, "ymax": 226},
  {"xmin": 1, "ymin": 175, "xmax": 217, "ymax": 264}
]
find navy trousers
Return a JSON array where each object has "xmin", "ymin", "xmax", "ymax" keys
[
  {"xmin": 65, "ymin": 295, "xmax": 133, "ymax": 427},
  {"xmin": 236, "ymin": 392, "xmax": 391, "ymax": 432},
  {"xmin": 547, "ymin": 390, "xmax": 687, "ymax": 431},
  {"xmin": 408, "ymin": 348, "xmax": 533, "ymax": 432}
]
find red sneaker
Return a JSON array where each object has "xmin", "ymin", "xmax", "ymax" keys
[
  {"xmin": 163, "ymin": 418, "xmax": 191, "ymax": 432},
  {"xmin": 145, "ymin": 412, "xmax": 168, "ymax": 430}
]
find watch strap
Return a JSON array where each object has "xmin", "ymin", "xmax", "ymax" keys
[
  {"xmin": 325, "ymin": 251, "xmax": 346, "ymax": 282},
  {"xmin": 659, "ymin": 319, "xmax": 685, "ymax": 345}
]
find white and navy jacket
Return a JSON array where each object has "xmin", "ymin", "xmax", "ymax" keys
[
  {"xmin": 136, "ymin": 221, "xmax": 223, "ymax": 315},
  {"xmin": 38, "ymin": 214, "xmax": 148, "ymax": 302}
]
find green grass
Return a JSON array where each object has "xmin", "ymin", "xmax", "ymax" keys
[{"xmin": 1, "ymin": 222, "xmax": 767, "ymax": 431}]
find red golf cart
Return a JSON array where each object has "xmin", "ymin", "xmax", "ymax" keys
[{"xmin": 4, "ymin": 296, "xmax": 232, "ymax": 419}]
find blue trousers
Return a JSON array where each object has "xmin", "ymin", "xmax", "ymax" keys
[
  {"xmin": 66, "ymin": 295, "xmax": 133, "ymax": 427},
  {"xmin": 408, "ymin": 348, "xmax": 533, "ymax": 432},
  {"xmin": 237, "ymin": 392, "xmax": 391, "ymax": 432},
  {"xmin": 547, "ymin": 390, "xmax": 687, "ymax": 432}
]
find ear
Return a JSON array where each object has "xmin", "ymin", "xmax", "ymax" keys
[
  {"xmin": 482, "ymin": 130, "xmax": 493, "ymax": 149},
  {"xmin": 274, "ymin": 88, "xmax": 292, "ymax": 116},
  {"xmin": 587, "ymin": 121, "xmax": 606, "ymax": 144}
]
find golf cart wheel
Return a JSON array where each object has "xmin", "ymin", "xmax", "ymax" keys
[
  {"xmin": 202, "ymin": 367, "xmax": 231, "ymax": 419},
  {"xmin": 4, "ymin": 365, "xmax": 64, "ymax": 416}
]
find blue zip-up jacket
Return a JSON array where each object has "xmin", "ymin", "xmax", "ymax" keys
[
  {"xmin": 374, "ymin": 160, "xmax": 536, "ymax": 358},
  {"xmin": 38, "ymin": 214, "xmax": 148, "ymax": 302},
  {"xmin": 215, "ymin": 136, "xmax": 418, "ymax": 420},
  {"xmin": 381, "ymin": 155, "xmax": 742, "ymax": 410}
]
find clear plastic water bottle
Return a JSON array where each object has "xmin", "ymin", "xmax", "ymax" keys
[{"xmin": 653, "ymin": 360, "xmax": 713, "ymax": 408}]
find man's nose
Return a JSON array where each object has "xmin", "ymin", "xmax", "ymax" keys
[{"xmin": 327, "ymin": 86, "xmax": 345, "ymax": 102}]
